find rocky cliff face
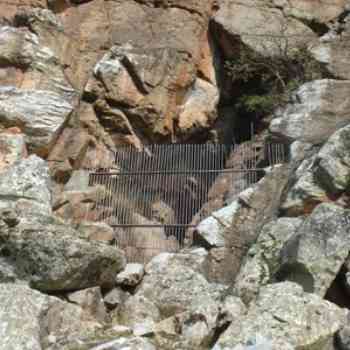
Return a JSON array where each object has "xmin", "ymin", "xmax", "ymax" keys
[{"xmin": 2, "ymin": 0, "xmax": 350, "ymax": 349}]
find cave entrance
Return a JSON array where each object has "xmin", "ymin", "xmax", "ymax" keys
[{"xmin": 86, "ymin": 142, "xmax": 286, "ymax": 263}]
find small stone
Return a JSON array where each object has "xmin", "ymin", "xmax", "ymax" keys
[
  {"xmin": 0, "ymin": 208, "xmax": 19, "ymax": 227},
  {"xmin": 116, "ymin": 263, "xmax": 145, "ymax": 287},
  {"xmin": 67, "ymin": 287, "xmax": 107, "ymax": 323},
  {"xmin": 103, "ymin": 287, "xmax": 129, "ymax": 310},
  {"xmin": 78, "ymin": 221, "xmax": 115, "ymax": 243}
]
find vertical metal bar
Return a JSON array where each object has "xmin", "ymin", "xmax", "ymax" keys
[
  {"xmin": 125, "ymin": 146, "xmax": 134, "ymax": 248},
  {"xmin": 154, "ymin": 145, "xmax": 163, "ymax": 250},
  {"xmin": 254, "ymin": 143, "xmax": 257, "ymax": 184},
  {"xmin": 110, "ymin": 150, "xmax": 120, "ymax": 227}
]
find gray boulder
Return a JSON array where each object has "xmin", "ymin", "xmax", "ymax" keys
[
  {"xmin": 279, "ymin": 203, "xmax": 350, "ymax": 296},
  {"xmin": 0, "ymin": 283, "xmax": 51, "ymax": 350},
  {"xmin": 270, "ymin": 80, "xmax": 350, "ymax": 145},
  {"xmin": 207, "ymin": 165, "xmax": 290, "ymax": 284},
  {"xmin": 137, "ymin": 250, "xmax": 225, "ymax": 317},
  {"xmin": 0, "ymin": 211, "xmax": 126, "ymax": 292},
  {"xmin": 281, "ymin": 155, "xmax": 328, "ymax": 216},
  {"xmin": 67, "ymin": 287, "xmax": 107, "ymax": 324},
  {"xmin": 0, "ymin": 26, "xmax": 36, "ymax": 67},
  {"xmin": 117, "ymin": 249, "xmax": 226, "ymax": 344},
  {"xmin": 234, "ymin": 217, "xmax": 304, "ymax": 305},
  {"xmin": 104, "ymin": 287, "xmax": 130, "ymax": 311},
  {"xmin": 0, "ymin": 283, "xmax": 101, "ymax": 350},
  {"xmin": 0, "ymin": 155, "xmax": 52, "ymax": 216},
  {"xmin": 214, "ymin": 282, "xmax": 347, "ymax": 350},
  {"xmin": 314, "ymin": 124, "xmax": 350, "ymax": 194}
]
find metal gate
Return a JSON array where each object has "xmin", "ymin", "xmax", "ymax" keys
[{"xmin": 86, "ymin": 142, "xmax": 286, "ymax": 263}]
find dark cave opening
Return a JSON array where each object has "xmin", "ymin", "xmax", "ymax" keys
[{"xmin": 325, "ymin": 264, "xmax": 350, "ymax": 310}]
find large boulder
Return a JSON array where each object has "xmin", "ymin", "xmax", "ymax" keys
[
  {"xmin": 0, "ymin": 26, "xmax": 37, "ymax": 68},
  {"xmin": 212, "ymin": 0, "xmax": 315, "ymax": 57},
  {"xmin": 0, "ymin": 283, "xmax": 51, "ymax": 350},
  {"xmin": 234, "ymin": 217, "xmax": 304, "ymax": 305},
  {"xmin": 0, "ymin": 211, "xmax": 126, "ymax": 292},
  {"xmin": 279, "ymin": 203, "xmax": 350, "ymax": 296},
  {"xmin": 310, "ymin": 35, "xmax": 350, "ymax": 80},
  {"xmin": 177, "ymin": 78, "xmax": 219, "ymax": 137},
  {"xmin": 214, "ymin": 282, "xmax": 348, "ymax": 350},
  {"xmin": 274, "ymin": 0, "xmax": 348, "ymax": 23},
  {"xmin": 82, "ymin": 0, "xmax": 216, "ymax": 141},
  {"xmin": 136, "ymin": 249, "xmax": 225, "ymax": 317},
  {"xmin": 202, "ymin": 165, "xmax": 290, "ymax": 284},
  {"xmin": 281, "ymin": 124, "xmax": 350, "ymax": 217},
  {"xmin": 0, "ymin": 283, "xmax": 101, "ymax": 350},
  {"xmin": 0, "ymin": 155, "xmax": 51, "ymax": 215},
  {"xmin": 0, "ymin": 87, "xmax": 73, "ymax": 155},
  {"xmin": 314, "ymin": 124, "xmax": 350, "ymax": 194},
  {"xmin": 280, "ymin": 155, "xmax": 329, "ymax": 216},
  {"xmin": 270, "ymin": 80, "xmax": 350, "ymax": 145},
  {"xmin": 0, "ymin": 24, "xmax": 76, "ymax": 102}
]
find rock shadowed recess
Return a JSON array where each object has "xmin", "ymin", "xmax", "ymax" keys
[
  {"xmin": 0, "ymin": 210, "xmax": 125, "ymax": 291},
  {"xmin": 270, "ymin": 80, "xmax": 350, "ymax": 145},
  {"xmin": 278, "ymin": 203, "xmax": 350, "ymax": 296},
  {"xmin": 213, "ymin": 282, "xmax": 348, "ymax": 350}
]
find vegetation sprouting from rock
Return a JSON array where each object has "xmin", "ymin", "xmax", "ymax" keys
[{"xmin": 224, "ymin": 40, "xmax": 326, "ymax": 126}]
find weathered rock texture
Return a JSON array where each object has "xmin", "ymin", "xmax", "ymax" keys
[
  {"xmin": 0, "ymin": 283, "xmax": 102, "ymax": 350},
  {"xmin": 270, "ymin": 80, "xmax": 350, "ymax": 145},
  {"xmin": 214, "ymin": 282, "xmax": 348, "ymax": 350},
  {"xmin": 2, "ymin": 0, "xmax": 350, "ymax": 349},
  {"xmin": 0, "ymin": 155, "xmax": 52, "ymax": 215},
  {"xmin": 200, "ymin": 165, "xmax": 290, "ymax": 284},
  {"xmin": 279, "ymin": 203, "xmax": 350, "ymax": 297},
  {"xmin": 0, "ymin": 210, "xmax": 126, "ymax": 291}
]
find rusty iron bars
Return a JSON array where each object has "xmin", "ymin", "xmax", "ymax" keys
[{"xmin": 86, "ymin": 142, "xmax": 286, "ymax": 263}]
